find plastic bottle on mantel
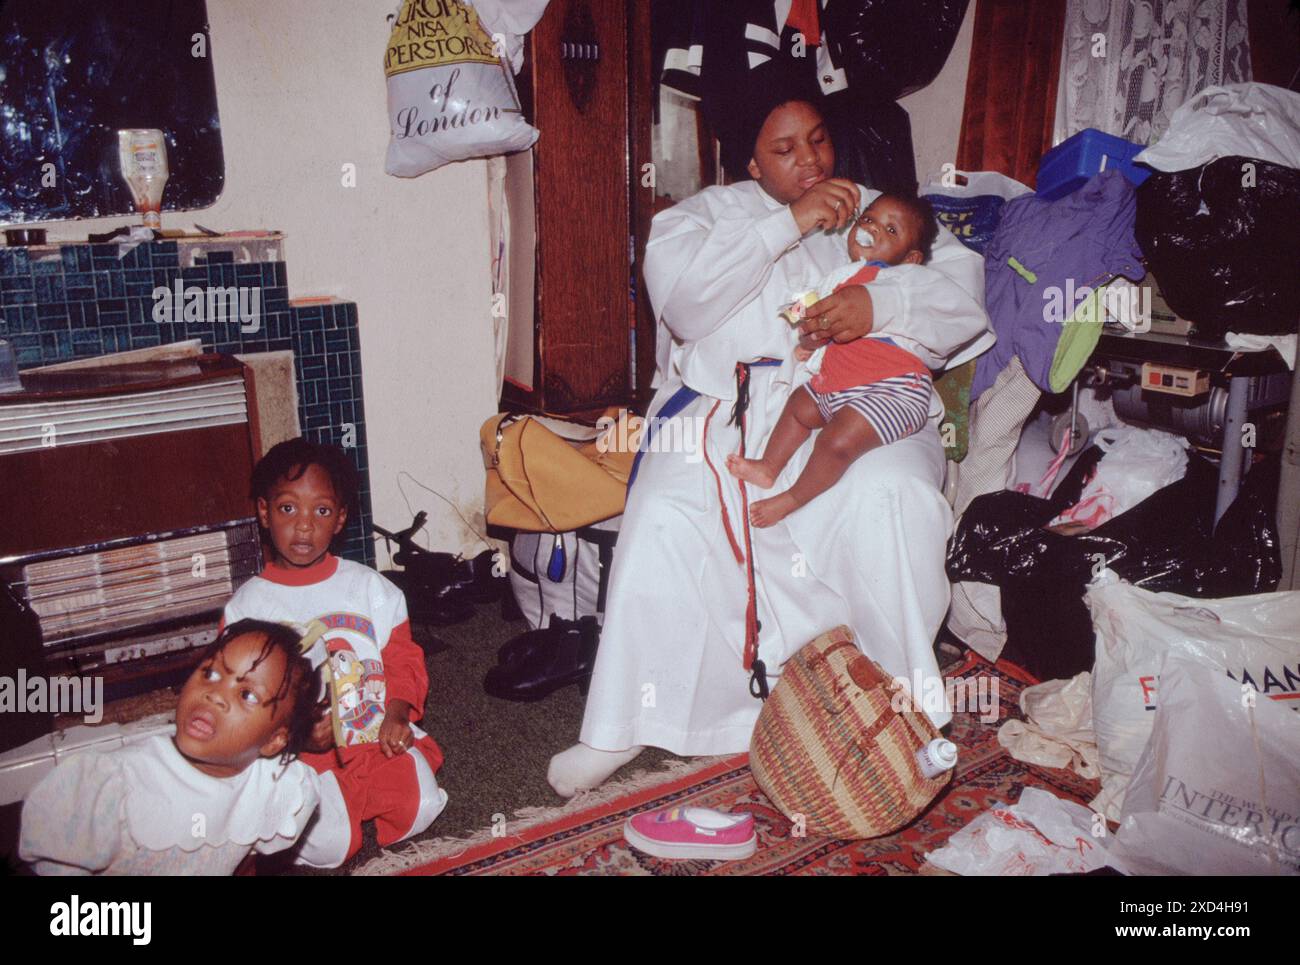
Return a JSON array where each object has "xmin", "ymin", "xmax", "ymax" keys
[{"xmin": 916, "ymin": 739, "xmax": 958, "ymax": 779}]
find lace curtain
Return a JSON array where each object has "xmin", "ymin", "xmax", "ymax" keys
[{"xmin": 1054, "ymin": 0, "xmax": 1252, "ymax": 146}]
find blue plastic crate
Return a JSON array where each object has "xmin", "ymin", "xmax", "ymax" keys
[{"xmin": 1036, "ymin": 128, "xmax": 1152, "ymax": 200}]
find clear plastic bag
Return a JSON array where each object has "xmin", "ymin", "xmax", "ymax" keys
[{"xmin": 927, "ymin": 787, "xmax": 1113, "ymax": 876}]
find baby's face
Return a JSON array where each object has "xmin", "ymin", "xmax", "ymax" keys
[{"xmin": 847, "ymin": 197, "xmax": 922, "ymax": 266}]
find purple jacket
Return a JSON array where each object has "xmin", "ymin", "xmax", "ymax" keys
[{"xmin": 971, "ymin": 169, "xmax": 1144, "ymax": 401}]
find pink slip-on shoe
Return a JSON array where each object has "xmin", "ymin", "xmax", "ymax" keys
[{"xmin": 623, "ymin": 806, "xmax": 757, "ymax": 860}]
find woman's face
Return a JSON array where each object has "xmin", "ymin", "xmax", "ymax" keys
[{"xmin": 746, "ymin": 101, "xmax": 835, "ymax": 205}]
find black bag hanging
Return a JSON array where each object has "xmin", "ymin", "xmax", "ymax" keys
[{"xmin": 1135, "ymin": 156, "xmax": 1300, "ymax": 340}]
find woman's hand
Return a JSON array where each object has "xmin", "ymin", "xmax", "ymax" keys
[
  {"xmin": 378, "ymin": 699, "xmax": 414, "ymax": 758},
  {"xmin": 799, "ymin": 285, "xmax": 875, "ymax": 345},
  {"xmin": 789, "ymin": 178, "xmax": 860, "ymax": 235}
]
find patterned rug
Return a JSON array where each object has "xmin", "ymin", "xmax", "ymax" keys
[{"xmin": 356, "ymin": 653, "xmax": 1100, "ymax": 876}]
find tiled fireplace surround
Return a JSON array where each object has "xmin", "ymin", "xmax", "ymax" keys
[{"xmin": 0, "ymin": 234, "xmax": 375, "ymax": 565}]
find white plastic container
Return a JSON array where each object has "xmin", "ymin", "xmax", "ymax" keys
[{"xmin": 916, "ymin": 738, "xmax": 958, "ymax": 779}]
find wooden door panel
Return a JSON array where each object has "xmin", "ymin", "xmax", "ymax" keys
[{"xmin": 531, "ymin": 0, "xmax": 630, "ymax": 411}]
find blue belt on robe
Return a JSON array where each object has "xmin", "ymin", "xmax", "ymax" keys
[{"xmin": 627, "ymin": 358, "xmax": 783, "ymax": 490}]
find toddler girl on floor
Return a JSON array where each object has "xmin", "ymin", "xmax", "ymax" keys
[
  {"xmin": 20, "ymin": 619, "xmax": 322, "ymax": 875},
  {"xmin": 223, "ymin": 437, "xmax": 447, "ymax": 868}
]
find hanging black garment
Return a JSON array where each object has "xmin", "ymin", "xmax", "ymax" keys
[{"xmin": 654, "ymin": 1, "xmax": 969, "ymax": 191}]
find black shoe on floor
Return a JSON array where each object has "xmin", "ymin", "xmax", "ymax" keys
[{"xmin": 483, "ymin": 616, "xmax": 600, "ymax": 702}]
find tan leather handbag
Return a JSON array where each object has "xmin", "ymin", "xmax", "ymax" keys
[
  {"xmin": 479, "ymin": 409, "xmax": 640, "ymax": 533},
  {"xmin": 750, "ymin": 625, "xmax": 952, "ymax": 839}
]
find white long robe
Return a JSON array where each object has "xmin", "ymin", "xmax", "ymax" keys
[{"xmin": 580, "ymin": 180, "xmax": 992, "ymax": 755}]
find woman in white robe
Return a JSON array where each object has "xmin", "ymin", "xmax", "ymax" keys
[{"xmin": 548, "ymin": 98, "xmax": 992, "ymax": 796}]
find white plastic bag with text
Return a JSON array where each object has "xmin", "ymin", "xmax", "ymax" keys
[
  {"xmin": 384, "ymin": 0, "xmax": 539, "ymax": 177},
  {"xmin": 1105, "ymin": 652, "xmax": 1300, "ymax": 876}
]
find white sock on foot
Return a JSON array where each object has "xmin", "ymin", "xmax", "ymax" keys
[{"xmin": 547, "ymin": 743, "xmax": 644, "ymax": 798}]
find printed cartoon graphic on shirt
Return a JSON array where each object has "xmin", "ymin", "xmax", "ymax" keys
[{"xmin": 321, "ymin": 615, "xmax": 387, "ymax": 746}]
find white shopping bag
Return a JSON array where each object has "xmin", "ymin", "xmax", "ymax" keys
[
  {"xmin": 1135, "ymin": 83, "xmax": 1300, "ymax": 173},
  {"xmin": 1087, "ymin": 580, "xmax": 1300, "ymax": 818},
  {"xmin": 1050, "ymin": 426, "xmax": 1187, "ymax": 529},
  {"xmin": 1105, "ymin": 652, "xmax": 1300, "ymax": 876},
  {"xmin": 384, "ymin": 0, "xmax": 539, "ymax": 177}
]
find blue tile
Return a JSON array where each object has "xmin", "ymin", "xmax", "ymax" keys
[
  {"xmin": 72, "ymin": 329, "xmax": 105, "ymax": 354},
  {"xmin": 324, "ymin": 329, "xmax": 350, "ymax": 354},
  {"xmin": 93, "ymin": 272, "xmax": 112, "ymax": 298},
  {"xmin": 294, "ymin": 306, "xmax": 325, "ymax": 330},
  {"xmin": 0, "ymin": 249, "xmax": 23, "ymax": 275},
  {"xmin": 14, "ymin": 337, "xmax": 43, "ymax": 366},
  {"xmin": 304, "ymin": 409, "xmax": 332, "ymax": 430},
  {"xmin": 65, "ymin": 274, "xmax": 95, "ymax": 301},
  {"xmin": 60, "ymin": 247, "xmax": 79, "ymax": 271},
  {"xmin": 35, "ymin": 275, "xmax": 64, "ymax": 302},
  {"xmin": 204, "ymin": 250, "xmax": 235, "ymax": 264},
  {"xmin": 235, "ymin": 263, "xmax": 262, "ymax": 285},
  {"xmin": 181, "ymin": 266, "xmax": 207, "ymax": 286},
  {"xmin": 36, "ymin": 301, "xmax": 68, "ymax": 320},
  {"xmin": 39, "ymin": 311, "xmax": 71, "ymax": 332},
  {"xmin": 0, "ymin": 275, "xmax": 33, "ymax": 292},
  {"xmin": 31, "ymin": 256, "xmax": 61, "ymax": 275},
  {"xmin": 17, "ymin": 306, "xmax": 36, "ymax": 333},
  {"xmin": 300, "ymin": 359, "xmax": 327, "ymax": 382},
  {"xmin": 75, "ymin": 247, "xmax": 92, "ymax": 272},
  {"xmin": 110, "ymin": 272, "xmax": 126, "ymax": 297}
]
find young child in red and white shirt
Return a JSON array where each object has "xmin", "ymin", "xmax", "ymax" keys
[{"xmin": 224, "ymin": 438, "xmax": 447, "ymax": 868}]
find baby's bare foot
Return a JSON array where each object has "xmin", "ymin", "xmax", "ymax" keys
[
  {"xmin": 750, "ymin": 492, "xmax": 798, "ymax": 527},
  {"xmin": 726, "ymin": 454, "xmax": 777, "ymax": 489}
]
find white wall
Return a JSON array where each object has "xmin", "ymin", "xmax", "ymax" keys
[
  {"xmin": 899, "ymin": 0, "xmax": 975, "ymax": 189},
  {"xmin": 22, "ymin": 0, "xmax": 977, "ymax": 566},
  {"xmin": 36, "ymin": 0, "xmax": 499, "ymax": 563}
]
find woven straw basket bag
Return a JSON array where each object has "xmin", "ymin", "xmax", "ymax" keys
[{"xmin": 750, "ymin": 625, "xmax": 953, "ymax": 839}]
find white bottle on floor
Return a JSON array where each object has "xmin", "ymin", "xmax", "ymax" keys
[{"xmin": 916, "ymin": 738, "xmax": 958, "ymax": 779}]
